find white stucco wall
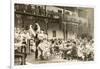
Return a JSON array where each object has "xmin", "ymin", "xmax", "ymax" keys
[{"xmin": 47, "ymin": 23, "xmax": 64, "ymax": 39}]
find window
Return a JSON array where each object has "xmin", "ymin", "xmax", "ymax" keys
[
  {"xmin": 58, "ymin": 10, "xmax": 62, "ymax": 14},
  {"xmin": 53, "ymin": 30, "xmax": 56, "ymax": 37}
]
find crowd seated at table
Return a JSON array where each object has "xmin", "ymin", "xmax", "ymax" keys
[{"xmin": 14, "ymin": 27, "xmax": 94, "ymax": 62}]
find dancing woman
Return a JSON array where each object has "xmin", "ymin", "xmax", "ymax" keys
[{"xmin": 29, "ymin": 23, "xmax": 41, "ymax": 59}]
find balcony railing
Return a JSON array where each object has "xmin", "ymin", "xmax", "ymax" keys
[
  {"xmin": 63, "ymin": 14, "xmax": 87, "ymax": 24},
  {"xmin": 15, "ymin": 4, "xmax": 87, "ymax": 24}
]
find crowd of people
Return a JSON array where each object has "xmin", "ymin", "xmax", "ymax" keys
[{"xmin": 14, "ymin": 23, "xmax": 94, "ymax": 62}]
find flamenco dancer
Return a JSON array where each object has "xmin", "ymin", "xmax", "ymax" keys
[{"xmin": 29, "ymin": 23, "xmax": 41, "ymax": 60}]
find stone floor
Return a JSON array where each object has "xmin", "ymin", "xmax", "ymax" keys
[{"xmin": 25, "ymin": 52, "xmax": 79, "ymax": 64}]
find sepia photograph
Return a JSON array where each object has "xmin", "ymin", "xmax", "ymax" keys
[{"xmin": 14, "ymin": 3, "xmax": 94, "ymax": 65}]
